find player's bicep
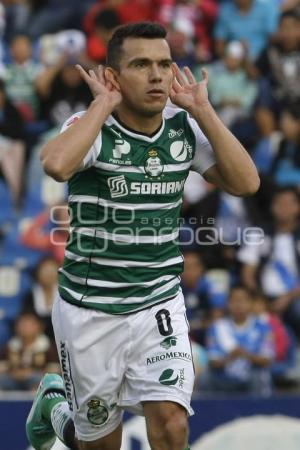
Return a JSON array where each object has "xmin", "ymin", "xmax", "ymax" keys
[
  {"xmin": 60, "ymin": 112, "xmax": 102, "ymax": 173},
  {"xmin": 188, "ymin": 115, "xmax": 216, "ymax": 175},
  {"xmin": 202, "ymin": 164, "xmax": 227, "ymax": 189}
]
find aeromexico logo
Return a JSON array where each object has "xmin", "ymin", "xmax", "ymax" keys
[{"xmin": 107, "ymin": 175, "xmax": 185, "ymax": 198}]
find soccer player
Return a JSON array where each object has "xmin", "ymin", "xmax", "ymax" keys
[{"xmin": 26, "ymin": 22, "xmax": 259, "ymax": 450}]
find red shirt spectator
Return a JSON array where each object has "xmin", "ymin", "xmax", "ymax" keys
[{"xmin": 21, "ymin": 206, "xmax": 69, "ymax": 265}]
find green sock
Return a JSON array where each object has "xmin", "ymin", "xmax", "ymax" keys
[
  {"xmin": 41, "ymin": 392, "xmax": 66, "ymax": 422},
  {"xmin": 42, "ymin": 393, "xmax": 73, "ymax": 445}
]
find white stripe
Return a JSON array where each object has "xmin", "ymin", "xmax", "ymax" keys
[
  {"xmin": 65, "ymin": 250, "xmax": 183, "ymax": 268},
  {"xmin": 60, "ymin": 277, "xmax": 179, "ymax": 304},
  {"xmin": 69, "ymin": 195, "xmax": 182, "ymax": 211},
  {"xmin": 164, "ymin": 162, "xmax": 191, "ymax": 172},
  {"xmin": 94, "ymin": 161, "xmax": 191, "ymax": 173},
  {"xmin": 73, "ymin": 227, "xmax": 179, "ymax": 244},
  {"xmin": 61, "ymin": 269, "xmax": 174, "ymax": 288}
]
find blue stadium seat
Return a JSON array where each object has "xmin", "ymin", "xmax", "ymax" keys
[{"xmin": 0, "ymin": 179, "xmax": 15, "ymax": 229}]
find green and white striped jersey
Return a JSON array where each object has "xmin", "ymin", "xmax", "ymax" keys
[{"xmin": 58, "ymin": 106, "xmax": 216, "ymax": 314}]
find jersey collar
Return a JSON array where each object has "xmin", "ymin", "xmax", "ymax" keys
[{"xmin": 106, "ymin": 114, "xmax": 165, "ymax": 143}]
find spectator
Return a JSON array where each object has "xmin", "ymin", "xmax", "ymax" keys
[
  {"xmin": 83, "ymin": 0, "xmax": 152, "ymax": 37},
  {"xmin": 21, "ymin": 203, "xmax": 69, "ymax": 264},
  {"xmin": 0, "ymin": 79, "xmax": 25, "ymax": 205},
  {"xmin": 252, "ymin": 292, "xmax": 298, "ymax": 387},
  {"xmin": 254, "ymin": 103, "xmax": 300, "ymax": 186},
  {"xmin": 38, "ymin": 60, "xmax": 93, "ymax": 129},
  {"xmin": 214, "ymin": 0, "xmax": 280, "ymax": 60},
  {"xmin": 86, "ymin": 9, "xmax": 121, "ymax": 64},
  {"xmin": 38, "ymin": 29, "xmax": 88, "ymax": 68},
  {"xmin": 27, "ymin": 0, "xmax": 95, "ymax": 41},
  {"xmin": 254, "ymin": 11, "xmax": 300, "ymax": 136},
  {"xmin": 184, "ymin": 177, "xmax": 275, "ymax": 272},
  {"xmin": 167, "ymin": 24, "xmax": 197, "ymax": 70},
  {"xmin": 200, "ymin": 286, "xmax": 274, "ymax": 394},
  {"xmin": 2, "ymin": 34, "xmax": 44, "ymax": 123},
  {"xmin": 279, "ymin": 0, "xmax": 300, "ymax": 13},
  {"xmin": 155, "ymin": 0, "xmax": 219, "ymax": 63},
  {"xmin": 3, "ymin": 0, "xmax": 31, "ymax": 41},
  {"xmin": 22, "ymin": 257, "xmax": 59, "ymax": 339},
  {"xmin": 181, "ymin": 250, "xmax": 228, "ymax": 344},
  {"xmin": 238, "ymin": 187, "xmax": 300, "ymax": 337},
  {"xmin": 0, "ymin": 311, "xmax": 59, "ymax": 391},
  {"xmin": 195, "ymin": 41, "xmax": 257, "ymax": 130}
]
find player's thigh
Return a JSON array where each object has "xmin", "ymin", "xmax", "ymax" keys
[
  {"xmin": 52, "ymin": 294, "xmax": 128, "ymax": 441},
  {"xmin": 76, "ymin": 423, "xmax": 122, "ymax": 450},
  {"xmin": 119, "ymin": 292, "xmax": 195, "ymax": 416}
]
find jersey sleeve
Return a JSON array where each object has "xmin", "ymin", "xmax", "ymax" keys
[
  {"xmin": 187, "ymin": 115, "xmax": 216, "ymax": 175},
  {"xmin": 60, "ymin": 111, "xmax": 102, "ymax": 171}
]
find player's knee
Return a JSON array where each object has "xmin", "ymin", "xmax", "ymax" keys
[
  {"xmin": 164, "ymin": 411, "xmax": 188, "ymax": 448},
  {"xmin": 148, "ymin": 409, "xmax": 188, "ymax": 450}
]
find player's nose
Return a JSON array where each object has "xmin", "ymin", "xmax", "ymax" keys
[{"xmin": 149, "ymin": 63, "xmax": 162, "ymax": 82}]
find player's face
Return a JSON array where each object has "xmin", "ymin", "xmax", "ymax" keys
[
  {"xmin": 115, "ymin": 38, "xmax": 174, "ymax": 117},
  {"xmin": 228, "ymin": 288, "xmax": 252, "ymax": 321},
  {"xmin": 271, "ymin": 192, "xmax": 300, "ymax": 223}
]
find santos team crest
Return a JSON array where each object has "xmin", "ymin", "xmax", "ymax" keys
[{"xmin": 144, "ymin": 149, "xmax": 163, "ymax": 178}]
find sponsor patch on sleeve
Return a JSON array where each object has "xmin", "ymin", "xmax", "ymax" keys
[{"xmin": 66, "ymin": 116, "xmax": 80, "ymax": 127}]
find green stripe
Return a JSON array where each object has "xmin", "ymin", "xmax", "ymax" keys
[
  {"xmin": 59, "ymin": 270, "xmax": 179, "ymax": 299},
  {"xmin": 63, "ymin": 257, "xmax": 183, "ymax": 283},
  {"xmin": 66, "ymin": 232, "xmax": 180, "ymax": 261},
  {"xmin": 69, "ymin": 202, "xmax": 182, "ymax": 226},
  {"xmin": 69, "ymin": 203, "xmax": 182, "ymax": 230},
  {"xmin": 58, "ymin": 285, "xmax": 180, "ymax": 314}
]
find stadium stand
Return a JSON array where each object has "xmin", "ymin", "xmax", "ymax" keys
[{"xmin": 0, "ymin": 0, "xmax": 299, "ymax": 402}]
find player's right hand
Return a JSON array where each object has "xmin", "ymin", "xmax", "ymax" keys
[{"xmin": 76, "ymin": 64, "xmax": 122, "ymax": 109}]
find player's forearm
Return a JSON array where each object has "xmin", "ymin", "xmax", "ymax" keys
[
  {"xmin": 245, "ymin": 353, "xmax": 272, "ymax": 367},
  {"xmin": 190, "ymin": 102, "xmax": 260, "ymax": 196},
  {"xmin": 41, "ymin": 97, "xmax": 112, "ymax": 182}
]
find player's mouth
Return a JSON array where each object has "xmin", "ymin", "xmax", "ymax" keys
[{"xmin": 147, "ymin": 89, "xmax": 165, "ymax": 98}]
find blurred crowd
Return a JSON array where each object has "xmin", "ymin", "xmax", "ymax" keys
[{"xmin": 0, "ymin": 0, "xmax": 300, "ymax": 395}]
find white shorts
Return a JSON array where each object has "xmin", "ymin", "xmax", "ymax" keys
[{"xmin": 52, "ymin": 291, "xmax": 195, "ymax": 441}]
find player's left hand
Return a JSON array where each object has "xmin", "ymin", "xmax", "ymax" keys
[{"xmin": 170, "ymin": 63, "xmax": 209, "ymax": 112}]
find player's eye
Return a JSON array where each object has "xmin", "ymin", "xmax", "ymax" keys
[{"xmin": 135, "ymin": 61, "xmax": 147, "ymax": 68}]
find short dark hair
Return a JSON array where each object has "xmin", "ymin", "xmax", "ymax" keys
[
  {"xmin": 95, "ymin": 8, "xmax": 120, "ymax": 31},
  {"xmin": 229, "ymin": 285, "xmax": 252, "ymax": 299},
  {"xmin": 280, "ymin": 10, "xmax": 300, "ymax": 24},
  {"xmin": 106, "ymin": 22, "xmax": 167, "ymax": 70},
  {"xmin": 272, "ymin": 186, "xmax": 300, "ymax": 202},
  {"xmin": 283, "ymin": 102, "xmax": 300, "ymax": 120}
]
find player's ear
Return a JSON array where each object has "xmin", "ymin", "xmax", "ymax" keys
[{"xmin": 105, "ymin": 67, "xmax": 121, "ymax": 91}]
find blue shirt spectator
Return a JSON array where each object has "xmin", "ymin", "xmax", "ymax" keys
[
  {"xmin": 181, "ymin": 250, "xmax": 228, "ymax": 345},
  {"xmin": 253, "ymin": 104, "xmax": 300, "ymax": 187},
  {"xmin": 200, "ymin": 287, "xmax": 274, "ymax": 394},
  {"xmin": 207, "ymin": 315, "xmax": 274, "ymax": 381},
  {"xmin": 214, "ymin": 0, "xmax": 280, "ymax": 60}
]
